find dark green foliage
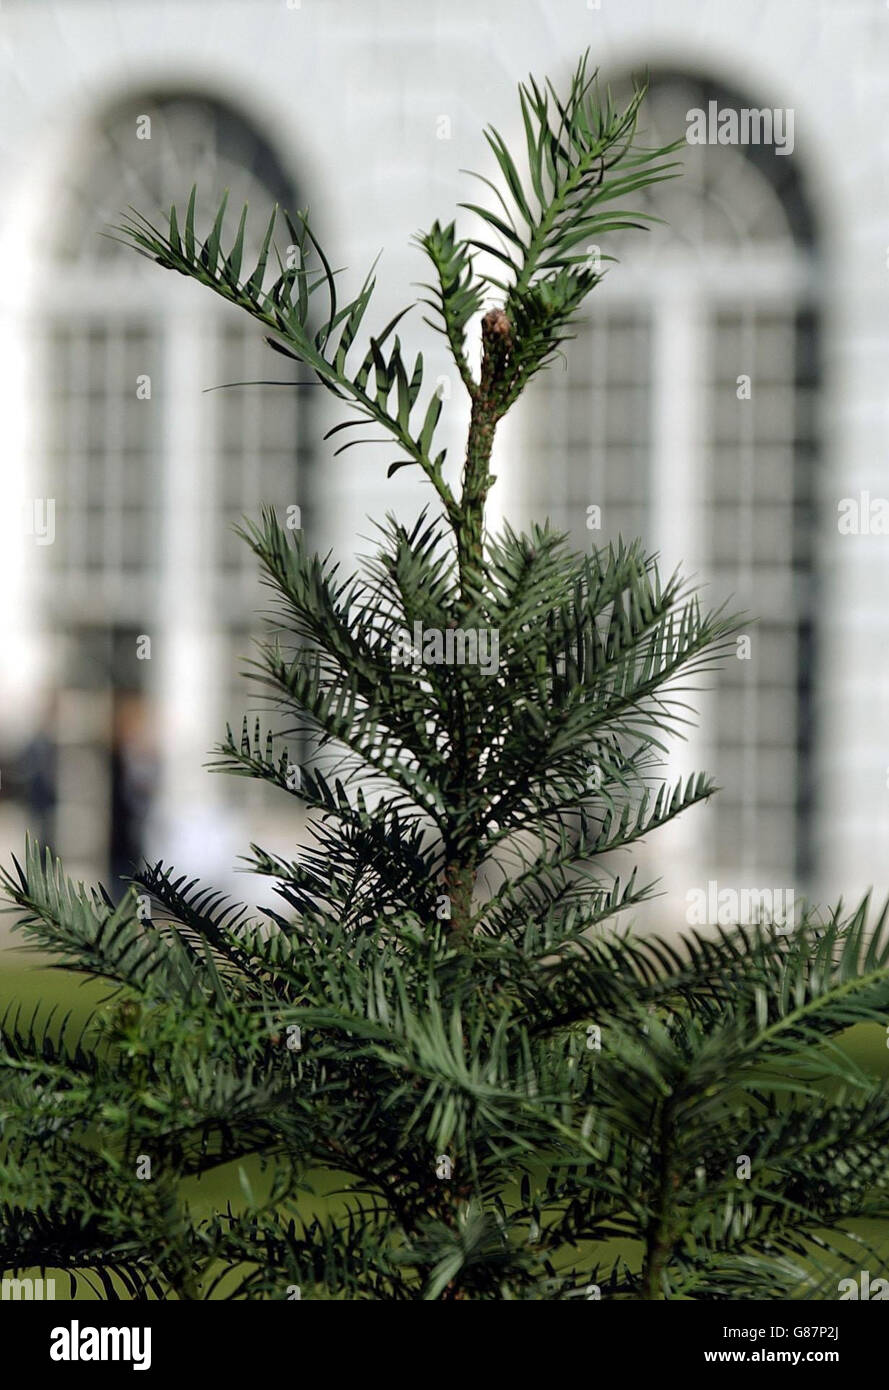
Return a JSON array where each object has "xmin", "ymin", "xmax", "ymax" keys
[{"xmin": 2, "ymin": 54, "xmax": 889, "ymax": 1301}]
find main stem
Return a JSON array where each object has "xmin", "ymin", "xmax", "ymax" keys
[
  {"xmin": 445, "ymin": 308, "xmax": 512, "ymax": 942},
  {"xmin": 641, "ymin": 1099, "xmax": 678, "ymax": 1300}
]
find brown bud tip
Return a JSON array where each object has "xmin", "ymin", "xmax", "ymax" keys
[{"xmin": 482, "ymin": 307, "xmax": 512, "ymax": 343}]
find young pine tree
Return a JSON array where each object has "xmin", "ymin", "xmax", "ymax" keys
[{"xmin": 3, "ymin": 55, "xmax": 889, "ymax": 1301}]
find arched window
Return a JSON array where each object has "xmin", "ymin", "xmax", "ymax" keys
[
  {"xmin": 29, "ymin": 92, "xmax": 310, "ymax": 886},
  {"xmin": 514, "ymin": 71, "xmax": 820, "ymax": 893}
]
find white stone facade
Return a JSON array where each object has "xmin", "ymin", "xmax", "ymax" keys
[{"xmin": 0, "ymin": 0, "xmax": 886, "ymax": 928}]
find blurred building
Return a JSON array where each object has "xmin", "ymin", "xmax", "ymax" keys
[{"xmin": 0, "ymin": 0, "xmax": 886, "ymax": 925}]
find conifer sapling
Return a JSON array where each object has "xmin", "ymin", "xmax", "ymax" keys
[{"xmin": 3, "ymin": 54, "xmax": 889, "ymax": 1301}]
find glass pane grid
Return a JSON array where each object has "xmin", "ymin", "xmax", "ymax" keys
[
  {"xmin": 702, "ymin": 308, "xmax": 813, "ymax": 881},
  {"xmin": 216, "ymin": 322, "xmax": 302, "ymax": 590},
  {"xmin": 37, "ymin": 316, "xmax": 161, "ymax": 600},
  {"xmin": 524, "ymin": 310, "xmax": 653, "ymax": 548}
]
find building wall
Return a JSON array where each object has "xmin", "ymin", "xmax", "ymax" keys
[{"xmin": 0, "ymin": 0, "xmax": 886, "ymax": 927}]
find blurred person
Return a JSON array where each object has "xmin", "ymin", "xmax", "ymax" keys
[
  {"xmin": 18, "ymin": 692, "xmax": 59, "ymax": 851},
  {"xmin": 109, "ymin": 690, "xmax": 158, "ymax": 894}
]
